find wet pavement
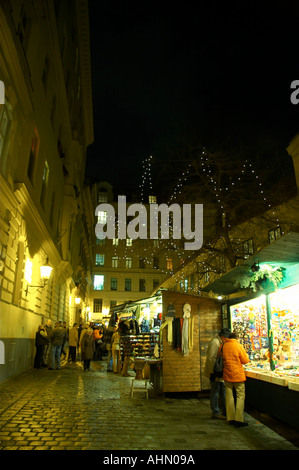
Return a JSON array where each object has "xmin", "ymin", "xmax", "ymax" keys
[{"xmin": 0, "ymin": 360, "xmax": 298, "ymax": 452}]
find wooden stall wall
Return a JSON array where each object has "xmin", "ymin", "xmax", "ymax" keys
[{"xmin": 161, "ymin": 292, "xmax": 222, "ymax": 393}]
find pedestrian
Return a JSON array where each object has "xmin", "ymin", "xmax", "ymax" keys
[
  {"xmin": 34, "ymin": 325, "xmax": 49, "ymax": 369},
  {"xmin": 68, "ymin": 323, "xmax": 79, "ymax": 363},
  {"xmin": 204, "ymin": 327, "xmax": 231, "ymax": 419},
  {"xmin": 93, "ymin": 326, "xmax": 103, "ymax": 360},
  {"xmin": 81, "ymin": 328, "xmax": 95, "ymax": 371},
  {"xmin": 48, "ymin": 321, "xmax": 66, "ymax": 370},
  {"xmin": 222, "ymin": 331, "xmax": 250, "ymax": 427},
  {"xmin": 43, "ymin": 318, "xmax": 52, "ymax": 366},
  {"xmin": 111, "ymin": 325, "xmax": 121, "ymax": 374}
]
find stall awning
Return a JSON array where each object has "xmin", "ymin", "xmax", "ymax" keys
[{"xmin": 202, "ymin": 231, "xmax": 299, "ymax": 296}]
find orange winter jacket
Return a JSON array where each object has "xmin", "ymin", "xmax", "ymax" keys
[{"xmin": 222, "ymin": 338, "xmax": 250, "ymax": 382}]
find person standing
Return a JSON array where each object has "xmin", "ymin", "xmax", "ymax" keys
[
  {"xmin": 204, "ymin": 328, "xmax": 231, "ymax": 419},
  {"xmin": 48, "ymin": 322, "xmax": 66, "ymax": 370},
  {"xmin": 43, "ymin": 319, "xmax": 52, "ymax": 366},
  {"xmin": 34, "ymin": 325, "xmax": 49, "ymax": 369},
  {"xmin": 81, "ymin": 328, "xmax": 95, "ymax": 371},
  {"xmin": 222, "ymin": 332, "xmax": 250, "ymax": 427},
  {"xmin": 68, "ymin": 323, "xmax": 79, "ymax": 363},
  {"xmin": 111, "ymin": 325, "xmax": 121, "ymax": 374}
]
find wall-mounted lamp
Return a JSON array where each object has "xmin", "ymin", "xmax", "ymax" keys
[{"xmin": 25, "ymin": 258, "xmax": 53, "ymax": 296}]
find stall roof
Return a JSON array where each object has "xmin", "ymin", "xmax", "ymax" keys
[{"xmin": 202, "ymin": 231, "xmax": 299, "ymax": 296}]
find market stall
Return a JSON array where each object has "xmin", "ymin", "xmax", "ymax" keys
[
  {"xmin": 109, "ymin": 291, "xmax": 222, "ymax": 394},
  {"xmin": 229, "ymin": 283, "xmax": 299, "ymax": 429}
]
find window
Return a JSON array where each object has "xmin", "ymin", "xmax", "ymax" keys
[
  {"xmin": 153, "ymin": 257, "xmax": 159, "ymax": 269},
  {"xmin": 204, "ymin": 270, "xmax": 210, "ymax": 284},
  {"xmin": 139, "ymin": 279, "xmax": 146, "ymax": 292},
  {"xmin": 126, "ymin": 257, "xmax": 132, "ymax": 269},
  {"xmin": 40, "ymin": 160, "xmax": 49, "ymax": 207},
  {"xmin": 94, "ymin": 275, "xmax": 104, "ymax": 290},
  {"xmin": 126, "ymin": 238, "xmax": 132, "ymax": 246},
  {"xmin": 167, "ymin": 258, "xmax": 173, "ymax": 270},
  {"xmin": 125, "ymin": 278, "xmax": 132, "ymax": 291},
  {"xmin": 28, "ymin": 127, "xmax": 39, "ymax": 183},
  {"xmin": 149, "ymin": 195, "xmax": 157, "ymax": 204},
  {"xmin": 153, "ymin": 279, "xmax": 159, "ymax": 290},
  {"xmin": 111, "ymin": 278, "xmax": 117, "ymax": 290},
  {"xmin": 97, "ymin": 211, "xmax": 107, "ymax": 224},
  {"xmin": 243, "ymin": 238, "xmax": 254, "ymax": 258},
  {"xmin": 98, "ymin": 189, "xmax": 108, "ymax": 202},
  {"xmin": 139, "ymin": 257, "xmax": 145, "ymax": 269},
  {"xmin": 0, "ymin": 104, "xmax": 11, "ymax": 175},
  {"xmin": 269, "ymin": 226, "xmax": 282, "ymax": 243},
  {"xmin": 113, "ymin": 238, "xmax": 119, "ymax": 246},
  {"xmin": 96, "ymin": 238, "xmax": 105, "ymax": 246},
  {"xmin": 112, "ymin": 257, "xmax": 118, "ymax": 268},
  {"xmin": 93, "ymin": 299, "xmax": 102, "ymax": 313},
  {"xmin": 95, "ymin": 254, "xmax": 105, "ymax": 266}
]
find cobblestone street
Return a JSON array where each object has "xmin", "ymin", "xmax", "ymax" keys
[{"xmin": 0, "ymin": 360, "xmax": 298, "ymax": 453}]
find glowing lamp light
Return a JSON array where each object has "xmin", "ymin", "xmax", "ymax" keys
[
  {"xmin": 40, "ymin": 258, "xmax": 53, "ymax": 281},
  {"xmin": 75, "ymin": 297, "xmax": 81, "ymax": 305}
]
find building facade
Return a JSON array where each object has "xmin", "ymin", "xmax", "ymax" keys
[{"xmin": 0, "ymin": 0, "xmax": 94, "ymax": 381}]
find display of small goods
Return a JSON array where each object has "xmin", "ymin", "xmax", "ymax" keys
[
  {"xmin": 230, "ymin": 284, "xmax": 299, "ymax": 380},
  {"xmin": 120, "ymin": 333, "xmax": 160, "ymax": 358},
  {"xmin": 230, "ymin": 296, "xmax": 268, "ymax": 362}
]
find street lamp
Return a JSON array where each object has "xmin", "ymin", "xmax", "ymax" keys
[{"xmin": 25, "ymin": 257, "xmax": 53, "ymax": 296}]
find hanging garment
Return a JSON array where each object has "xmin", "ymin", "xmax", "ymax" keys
[{"xmin": 182, "ymin": 317, "xmax": 189, "ymax": 356}]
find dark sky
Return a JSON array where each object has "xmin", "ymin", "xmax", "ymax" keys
[{"xmin": 85, "ymin": 0, "xmax": 299, "ymax": 198}]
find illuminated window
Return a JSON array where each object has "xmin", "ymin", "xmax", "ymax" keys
[
  {"xmin": 126, "ymin": 238, "xmax": 132, "ymax": 246},
  {"xmin": 126, "ymin": 258, "xmax": 132, "ymax": 268},
  {"xmin": 113, "ymin": 238, "xmax": 119, "ymax": 246},
  {"xmin": 97, "ymin": 211, "xmax": 107, "ymax": 224},
  {"xmin": 269, "ymin": 227, "xmax": 282, "ymax": 243},
  {"xmin": 243, "ymin": 238, "xmax": 254, "ymax": 258},
  {"xmin": 95, "ymin": 254, "xmax": 105, "ymax": 266},
  {"xmin": 167, "ymin": 258, "xmax": 173, "ymax": 270},
  {"xmin": 149, "ymin": 195, "xmax": 157, "ymax": 204},
  {"xmin": 112, "ymin": 257, "xmax": 118, "ymax": 268},
  {"xmin": 94, "ymin": 275, "xmax": 104, "ymax": 290}
]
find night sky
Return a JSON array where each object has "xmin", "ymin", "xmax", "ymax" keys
[{"xmin": 85, "ymin": 0, "xmax": 299, "ymax": 199}]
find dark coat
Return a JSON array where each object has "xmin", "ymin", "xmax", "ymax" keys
[{"xmin": 81, "ymin": 333, "xmax": 95, "ymax": 360}]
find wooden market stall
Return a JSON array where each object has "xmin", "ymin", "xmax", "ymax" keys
[{"xmin": 159, "ymin": 291, "xmax": 222, "ymax": 393}]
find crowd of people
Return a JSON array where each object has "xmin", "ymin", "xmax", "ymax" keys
[{"xmin": 34, "ymin": 320, "xmax": 108, "ymax": 372}]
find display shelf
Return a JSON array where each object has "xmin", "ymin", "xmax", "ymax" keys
[{"xmin": 120, "ymin": 332, "xmax": 160, "ymax": 358}]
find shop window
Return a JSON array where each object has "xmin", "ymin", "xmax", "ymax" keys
[
  {"xmin": 95, "ymin": 254, "xmax": 105, "ymax": 266},
  {"xmin": 243, "ymin": 238, "xmax": 254, "ymax": 258},
  {"xmin": 125, "ymin": 278, "xmax": 131, "ymax": 291},
  {"xmin": 94, "ymin": 275, "xmax": 104, "ymax": 290},
  {"xmin": 269, "ymin": 226, "xmax": 282, "ymax": 243},
  {"xmin": 110, "ymin": 278, "xmax": 117, "ymax": 290},
  {"xmin": 139, "ymin": 279, "xmax": 146, "ymax": 292},
  {"xmin": 112, "ymin": 257, "xmax": 118, "ymax": 268},
  {"xmin": 126, "ymin": 257, "xmax": 132, "ymax": 269},
  {"xmin": 93, "ymin": 299, "xmax": 102, "ymax": 313}
]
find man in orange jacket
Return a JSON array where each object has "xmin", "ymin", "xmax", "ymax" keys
[{"xmin": 222, "ymin": 332, "xmax": 250, "ymax": 427}]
